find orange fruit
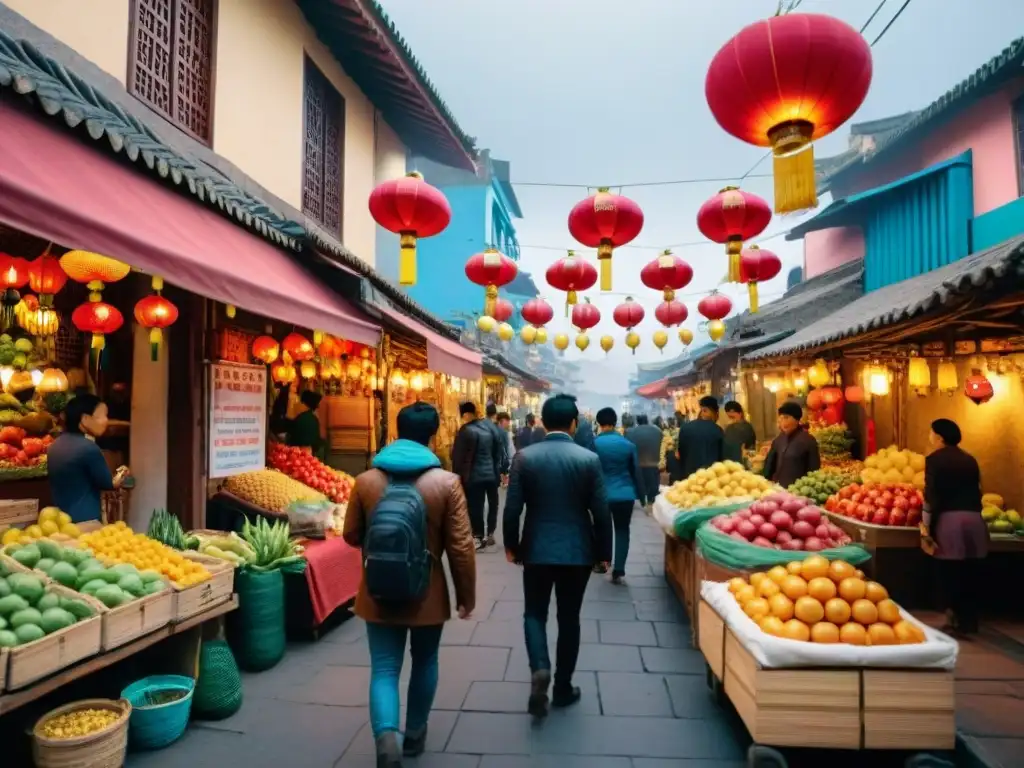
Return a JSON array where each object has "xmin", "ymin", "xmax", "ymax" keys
[
  {"xmin": 828, "ymin": 560, "xmax": 856, "ymax": 584},
  {"xmin": 876, "ymin": 599, "xmax": 901, "ymax": 624},
  {"xmin": 780, "ymin": 575, "xmax": 809, "ymax": 601},
  {"xmin": 769, "ymin": 594, "xmax": 795, "ymax": 621},
  {"xmin": 811, "ymin": 622, "xmax": 841, "ymax": 643},
  {"xmin": 854, "ymin": 569, "xmax": 865, "ymax": 579},
  {"xmin": 728, "ymin": 577, "xmax": 747, "ymax": 594},
  {"xmin": 758, "ymin": 579, "xmax": 782, "ymax": 599},
  {"xmin": 824, "ymin": 598, "xmax": 852, "ymax": 625},
  {"xmin": 745, "ymin": 597, "xmax": 771, "ymax": 622},
  {"xmin": 800, "ymin": 555, "xmax": 830, "ymax": 581},
  {"xmin": 893, "ymin": 620, "xmax": 926, "ymax": 644},
  {"xmin": 786, "ymin": 561, "xmax": 804, "ymax": 575},
  {"xmin": 808, "ymin": 577, "xmax": 837, "ymax": 603},
  {"xmin": 794, "ymin": 595, "xmax": 825, "ymax": 624},
  {"xmin": 867, "ymin": 623, "xmax": 897, "ymax": 646},
  {"xmin": 735, "ymin": 584, "xmax": 756, "ymax": 605},
  {"xmin": 851, "ymin": 598, "xmax": 879, "ymax": 625},
  {"xmin": 760, "ymin": 615, "xmax": 785, "ymax": 637},
  {"xmin": 768, "ymin": 565, "xmax": 789, "ymax": 584},
  {"xmin": 781, "ymin": 619, "xmax": 811, "ymax": 642},
  {"xmin": 839, "ymin": 622, "xmax": 868, "ymax": 645},
  {"xmin": 865, "ymin": 581, "xmax": 889, "ymax": 603},
  {"xmin": 838, "ymin": 577, "xmax": 867, "ymax": 603},
  {"xmin": 750, "ymin": 573, "xmax": 767, "ymax": 591}
]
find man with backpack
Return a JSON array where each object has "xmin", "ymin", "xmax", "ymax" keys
[
  {"xmin": 451, "ymin": 401, "xmax": 504, "ymax": 550},
  {"xmin": 343, "ymin": 402, "xmax": 476, "ymax": 768}
]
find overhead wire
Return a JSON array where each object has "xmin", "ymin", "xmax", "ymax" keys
[
  {"xmin": 859, "ymin": 0, "xmax": 890, "ymax": 33},
  {"xmin": 868, "ymin": 0, "xmax": 914, "ymax": 47}
]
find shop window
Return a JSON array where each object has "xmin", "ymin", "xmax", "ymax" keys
[
  {"xmin": 302, "ymin": 58, "xmax": 345, "ymax": 236},
  {"xmin": 128, "ymin": 0, "xmax": 215, "ymax": 143}
]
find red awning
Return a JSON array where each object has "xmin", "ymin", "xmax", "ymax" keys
[
  {"xmin": 375, "ymin": 302, "xmax": 482, "ymax": 380},
  {"xmin": 637, "ymin": 378, "xmax": 670, "ymax": 399},
  {"xmin": 0, "ymin": 101, "xmax": 380, "ymax": 346}
]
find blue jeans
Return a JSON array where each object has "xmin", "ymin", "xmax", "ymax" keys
[
  {"xmin": 609, "ymin": 501, "xmax": 634, "ymax": 577},
  {"xmin": 365, "ymin": 622, "xmax": 443, "ymax": 739}
]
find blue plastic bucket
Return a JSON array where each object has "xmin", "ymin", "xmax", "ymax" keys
[{"xmin": 120, "ymin": 675, "xmax": 195, "ymax": 751}]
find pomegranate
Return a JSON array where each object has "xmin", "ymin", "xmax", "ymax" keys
[
  {"xmin": 803, "ymin": 536, "xmax": 824, "ymax": 552},
  {"xmin": 759, "ymin": 522, "xmax": 779, "ymax": 541},
  {"xmin": 769, "ymin": 510, "xmax": 792, "ymax": 531}
]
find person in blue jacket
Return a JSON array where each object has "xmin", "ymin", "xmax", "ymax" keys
[{"xmin": 593, "ymin": 407, "xmax": 644, "ymax": 584}]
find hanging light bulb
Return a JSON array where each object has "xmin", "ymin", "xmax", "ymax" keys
[
  {"xmin": 936, "ymin": 359, "xmax": 958, "ymax": 395},
  {"xmin": 868, "ymin": 367, "xmax": 890, "ymax": 397},
  {"xmin": 908, "ymin": 356, "xmax": 930, "ymax": 395}
]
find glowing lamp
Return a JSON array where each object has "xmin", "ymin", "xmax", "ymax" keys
[
  {"xmin": 134, "ymin": 278, "xmax": 179, "ymax": 361},
  {"xmin": 697, "ymin": 188, "xmax": 771, "ymax": 282},
  {"xmin": 568, "ymin": 188, "xmax": 644, "ymax": 290},
  {"xmin": 37, "ymin": 367, "xmax": 68, "ymax": 394},
  {"xmin": 908, "ymin": 356, "xmax": 931, "ymax": 394},
  {"xmin": 806, "ymin": 389, "xmax": 824, "ymax": 411},
  {"xmin": 936, "ymin": 360, "xmax": 958, "ymax": 394},
  {"xmin": 820, "ymin": 386, "xmax": 843, "ymax": 406},
  {"xmin": 868, "ymin": 369, "xmax": 890, "ymax": 397},
  {"xmin": 844, "ymin": 385, "xmax": 864, "ymax": 404},
  {"xmin": 271, "ymin": 361, "xmax": 296, "ymax": 384},
  {"xmin": 252, "ymin": 336, "xmax": 280, "ymax": 365},
  {"xmin": 369, "ymin": 172, "xmax": 451, "ymax": 285},
  {"xmin": 282, "ymin": 332, "xmax": 315, "ymax": 361},
  {"xmin": 964, "ymin": 369, "xmax": 994, "ymax": 405},
  {"xmin": 300, "ymin": 360, "xmax": 317, "ymax": 379},
  {"xmin": 72, "ymin": 300, "xmax": 123, "ymax": 362},
  {"xmin": 59, "ymin": 251, "xmax": 130, "ymax": 293},
  {"xmin": 0, "ymin": 254, "xmax": 28, "ymax": 330},
  {"xmin": 807, "ymin": 360, "xmax": 830, "ymax": 388}
]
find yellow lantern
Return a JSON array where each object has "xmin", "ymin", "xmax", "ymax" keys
[
  {"xmin": 908, "ymin": 356, "xmax": 930, "ymax": 394},
  {"xmin": 807, "ymin": 359, "xmax": 829, "ymax": 388},
  {"xmin": 520, "ymin": 325, "xmax": 537, "ymax": 345},
  {"xmin": 652, "ymin": 330, "xmax": 668, "ymax": 353},
  {"xmin": 678, "ymin": 328, "xmax": 693, "ymax": 346},
  {"xmin": 477, "ymin": 315, "xmax": 496, "ymax": 333},
  {"xmin": 600, "ymin": 335, "xmax": 614, "ymax": 354},
  {"xmin": 575, "ymin": 333, "xmax": 590, "ymax": 351},
  {"xmin": 553, "ymin": 333, "xmax": 569, "ymax": 351},
  {"xmin": 497, "ymin": 322, "xmax": 514, "ymax": 342},
  {"xmin": 535, "ymin": 327, "xmax": 548, "ymax": 345},
  {"xmin": 37, "ymin": 367, "xmax": 68, "ymax": 394},
  {"xmin": 300, "ymin": 360, "xmax": 317, "ymax": 379},
  {"xmin": 625, "ymin": 331, "xmax": 640, "ymax": 355},
  {"xmin": 936, "ymin": 359, "xmax": 958, "ymax": 394},
  {"xmin": 868, "ymin": 366, "xmax": 890, "ymax": 397},
  {"xmin": 708, "ymin": 319, "xmax": 726, "ymax": 342}
]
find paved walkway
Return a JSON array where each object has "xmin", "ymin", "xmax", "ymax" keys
[{"xmin": 130, "ymin": 504, "xmax": 749, "ymax": 767}]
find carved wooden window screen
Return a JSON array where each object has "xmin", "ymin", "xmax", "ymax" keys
[
  {"xmin": 129, "ymin": 0, "xmax": 214, "ymax": 143},
  {"xmin": 302, "ymin": 58, "xmax": 344, "ymax": 236}
]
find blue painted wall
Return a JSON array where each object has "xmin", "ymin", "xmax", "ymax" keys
[{"xmin": 972, "ymin": 196, "xmax": 1024, "ymax": 251}]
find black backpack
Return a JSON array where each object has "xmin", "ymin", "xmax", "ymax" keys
[{"xmin": 362, "ymin": 474, "xmax": 432, "ymax": 603}]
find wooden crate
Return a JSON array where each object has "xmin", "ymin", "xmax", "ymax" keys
[
  {"xmin": 698, "ymin": 599, "xmax": 726, "ymax": 680},
  {"xmin": 863, "ymin": 669, "xmax": 956, "ymax": 750},
  {"xmin": 825, "ymin": 511, "xmax": 920, "ymax": 549},
  {"xmin": 74, "ymin": 587, "xmax": 175, "ymax": 652},
  {"xmin": 723, "ymin": 629, "xmax": 862, "ymax": 749},
  {"xmin": 171, "ymin": 552, "xmax": 235, "ymax": 623},
  {"xmin": 5, "ymin": 583, "xmax": 102, "ymax": 690},
  {"xmin": 0, "ymin": 498, "xmax": 38, "ymax": 529},
  {"xmin": 0, "ymin": 648, "xmax": 6, "ymax": 692}
]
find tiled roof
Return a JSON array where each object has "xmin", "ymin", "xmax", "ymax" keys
[{"xmin": 747, "ymin": 236, "xmax": 1024, "ymax": 360}]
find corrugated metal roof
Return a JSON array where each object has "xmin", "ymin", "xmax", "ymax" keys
[{"xmin": 747, "ymin": 236, "xmax": 1024, "ymax": 360}]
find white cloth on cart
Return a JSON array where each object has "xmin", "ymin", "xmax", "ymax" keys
[{"xmin": 652, "ymin": 494, "xmax": 679, "ymax": 535}]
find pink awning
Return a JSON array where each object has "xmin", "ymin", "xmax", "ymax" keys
[
  {"xmin": 637, "ymin": 378, "xmax": 670, "ymax": 399},
  {"xmin": 375, "ymin": 302, "xmax": 482, "ymax": 380},
  {"xmin": 0, "ymin": 101, "xmax": 380, "ymax": 346}
]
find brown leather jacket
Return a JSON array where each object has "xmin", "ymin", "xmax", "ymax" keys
[{"xmin": 342, "ymin": 467, "xmax": 476, "ymax": 626}]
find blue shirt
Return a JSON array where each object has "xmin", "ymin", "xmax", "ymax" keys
[
  {"xmin": 47, "ymin": 433, "xmax": 114, "ymax": 523},
  {"xmin": 594, "ymin": 431, "xmax": 644, "ymax": 504}
]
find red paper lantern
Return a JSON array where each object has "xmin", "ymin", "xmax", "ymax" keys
[
  {"xmin": 820, "ymin": 386, "xmax": 843, "ymax": 406},
  {"xmin": 570, "ymin": 299, "xmax": 601, "ymax": 332},
  {"xmin": 134, "ymin": 291, "xmax": 179, "ymax": 362},
  {"xmin": 546, "ymin": 250, "xmax": 598, "ymax": 314},
  {"xmin": 640, "ymin": 250, "xmax": 694, "ymax": 302},
  {"xmin": 252, "ymin": 335, "xmax": 280, "ymax": 364},
  {"xmin": 739, "ymin": 245, "xmax": 783, "ymax": 313},
  {"xmin": 964, "ymin": 371, "xmax": 994, "ymax": 405},
  {"xmin": 282, "ymin": 332, "xmax": 315, "ymax": 362},
  {"xmin": 72, "ymin": 300, "xmax": 123, "ymax": 359},
  {"xmin": 697, "ymin": 187, "xmax": 772, "ymax": 283},
  {"xmin": 271, "ymin": 360, "xmax": 296, "ymax": 385},
  {"xmin": 568, "ymin": 188, "xmax": 644, "ymax": 291},
  {"xmin": 845, "ymin": 385, "xmax": 864, "ymax": 404},
  {"xmin": 465, "ymin": 248, "xmax": 518, "ymax": 318},
  {"xmin": 27, "ymin": 253, "xmax": 67, "ymax": 306},
  {"xmin": 705, "ymin": 13, "xmax": 872, "ymax": 213},
  {"xmin": 491, "ymin": 298, "xmax": 514, "ymax": 324},
  {"xmin": 0, "ymin": 254, "xmax": 28, "ymax": 330},
  {"xmin": 521, "ymin": 297, "xmax": 554, "ymax": 329},
  {"xmin": 806, "ymin": 389, "xmax": 824, "ymax": 411},
  {"xmin": 654, "ymin": 300, "xmax": 688, "ymax": 328},
  {"xmin": 368, "ymin": 172, "xmax": 451, "ymax": 286},
  {"xmin": 697, "ymin": 292, "xmax": 732, "ymax": 322},
  {"xmin": 612, "ymin": 297, "xmax": 645, "ymax": 330}
]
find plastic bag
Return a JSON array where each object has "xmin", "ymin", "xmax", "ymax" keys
[
  {"xmin": 695, "ymin": 523, "xmax": 871, "ymax": 570},
  {"xmin": 285, "ymin": 499, "xmax": 333, "ymax": 539},
  {"xmin": 672, "ymin": 501, "xmax": 750, "ymax": 541}
]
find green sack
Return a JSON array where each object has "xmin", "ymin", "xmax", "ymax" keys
[
  {"xmin": 672, "ymin": 502, "xmax": 750, "ymax": 541},
  {"xmin": 695, "ymin": 523, "xmax": 872, "ymax": 571},
  {"xmin": 228, "ymin": 568, "xmax": 286, "ymax": 672}
]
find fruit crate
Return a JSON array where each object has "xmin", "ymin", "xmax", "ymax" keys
[
  {"xmin": 0, "ymin": 647, "xmax": 7, "ymax": 691},
  {"xmin": 6, "ymin": 582, "xmax": 102, "ymax": 690},
  {"xmin": 824, "ymin": 511, "xmax": 920, "ymax": 549},
  {"xmin": 0, "ymin": 498, "xmax": 39, "ymax": 530},
  {"xmin": 171, "ymin": 552, "xmax": 235, "ymax": 623},
  {"xmin": 73, "ymin": 587, "xmax": 174, "ymax": 652}
]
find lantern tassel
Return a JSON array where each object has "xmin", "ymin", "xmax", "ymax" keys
[
  {"xmin": 484, "ymin": 284, "xmax": 498, "ymax": 318},
  {"xmin": 149, "ymin": 327, "xmax": 163, "ymax": 362},
  {"xmin": 748, "ymin": 282, "xmax": 760, "ymax": 314},
  {"xmin": 598, "ymin": 241, "xmax": 613, "ymax": 291},
  {"xmin": 399, "ymin": 232, "xmax": 417, "ymax": 286},
  {"xmin": 773, "ymin": 144, "xmax": 818, "ymax": 214}
]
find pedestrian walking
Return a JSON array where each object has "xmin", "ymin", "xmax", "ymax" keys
[
  {"xmin": 451, "ymin": 401, "xmax": 504, "ymax": 550},
  {"xmin": 497, "ymin": 411, "xmax": 514, "ymax": 485},
  {"xmin": 763, "ymin": 401, "xmax": 821, "ymax": 487},
  {"xmin": 503, "ymin": 394, "xmax": 612, "ymax": 718},
  {"xmin": 676, "ymin": 395, "xmax": 725, "ymax": 478},
  {"xmin": 342, "ymin": 402, "xmax": 477, "ymax": 767},
  {"xmin": 593, "ymin": 407, "xmax": 643, "ymax": 584},
  {"xmin": 723, "ymin": 401, "xmax": 757, "ymax": 464},
  {"xmin": 625, "ymin": 414, "xmax": 662, "ymax": 510},
  {"xmin": 574, "ymin": 411, "xmax": 596, "ymax": 452}
]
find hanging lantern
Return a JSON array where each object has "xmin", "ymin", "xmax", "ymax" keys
[
  {"xmin": 36, "ymin": 367, "xmax": 68, "ymax": 394},
  {"xmin": 625, "ymin": 332, "xmax": 641, "ymax": 354},
  {"xmin": 521, "ymin": 297, "xmax": 554, "ymax": 330},
  {"xmin": 654, "ymin": 300, "xmax": 688, "ymax": 328},
  {"xmin": 868, "ymin": 367, "xmax": 890, "ymax": 397},
  {"xmin": 599, "ymin": 335, "xmax": 614, "ymax": 354},
  {"xmin": 697, "ymin": 188, "xmax": 772, "ymax": 283},
  {"xmin": 534, "ymin": 327, "xmax": 549, "ymax": 345},
  {"xmin": 497, "ymin": 322, "xmax": 514, "ymax": 342},
  {"xmin": 820, "ymin": 386, "xmax": 843, "ymax": 406},
  {"xmin": 546, "ymin": 250, "xmax": 598, "ymax": 314},
  {"xmin": 697, "ymin": 293, "xmax": 733, "ymax": 328},
  {"xmin": 465, "ymin": 247, "xmax": 518, "ymax": 318},
  {"xmin": 613, "ymin": 297, "xmax": 645, "ymax": 356},
  {"xmin": 252, "ymin": 336, "xmax": 280, "ymax": 364},
  {"xmin": 807, "ymin": 359, "xmax": 830, "ymax": 388},
  {"xmin": 0, "ymin": 254, "xmax": 29, "ymax": 330},
  {"xmin": 707, "ymin": 319, "xmax": 726, "ymax": 343},
  {"xmin": 640, "ymin": 250, "xmax": 693, "ymax": 302},
  {"xmin": 491, "ymin": 298, "xmax": 514, "ymax": 323},
  {"xmin": 705, "ymin": 13, "xmax": 873, "ymax": 213},
  {"xmin": 570, "ymin": 298, "xmax": 601, "ymax": 333},
  {"xmin": 964, "ymin": 368, "xmax": 994, "ymax": 405},
  {"xmin": 653, "ymin": 330, "xmax": 668, "ymax": 353},
  {"xmin": 23, "ymin": 307, "xmax": 59, "ymax": 338},
  {"xmin": 553, "ymin": 333, "xmax": 570, "ymax": 352},
  {"xmin": 134, "ymin": 276, "xmax": 179, "ymax": 361},
  {"xmin": 282, "ymin": 332, "xmax": 315, "ymax": 361},
  {"xmin": 575, "ymin": 333, "xmax": 591, "ymax": 352},
  {"xmin": 59, "ymin": 251, "xmax": 130, "ymax": 294},
  {"xmin": 225, "ymin": 305, "xmax": 237, "ymax": 319},
  {"xmin": 806, "ymin": 389, "xmax": 824, "ymax": 411},
  {"xmin": 27, "ymin": 252, "xmax": 67, "ymax": 314},
  {"xmin": 300, "ymin": 360, "xmax": 317, "ymax": 379},
  {"xmin": 908, "ymin": 356, "xmax": 931, "ymax": 395},
  {"xmin": 520, "ymin": 325, "xmax": 538, "ymax": 345},
  {"xmin": 679, "ymin": 328, "xmax": 694, "ymax": 346},
  {"xmin": 271, "ymin": 360, "xmax": 296, "ymax": 384},
  {"xmin": 568, "ymin": 188, "xmax": 644, "ymax": 291},
  {"xmin": 844, "ymin": 385, "xmax": 864, "ymax": 404},
  {"xmin": 477, "ymin": 315, "xmax": 497, "ymax": 334},
  {"xmin": 739, "ymin": 245, "xmax": 782, "ymax": 313},
  {"xmin": 72, "ymin": 300, "xmax": 123, "ymax": 363},
  {"xmin": 936, "ymin": 359, "xmax": 958, "ymax": 395},
  {"xmin": 369, "ymin": 171, "xmax": 452, "ymax": 285}
]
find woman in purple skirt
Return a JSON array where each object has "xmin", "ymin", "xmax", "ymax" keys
[{"xmin": 922, "ymin": 418, "xmax": 987, "ymax": 635}]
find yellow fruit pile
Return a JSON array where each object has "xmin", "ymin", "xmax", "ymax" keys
[
  {"xmin": 39, "ymin": 707, "xmax": 124, "ymax": 739},
  {"xmin": 729, "ymin": 555, "xmax": 926, "ymax": 646},
  {"xmin": 223, "ymin": 469, "xmax": 327, "ymax": 514},
  {"xmin": 862, "ymin": 446, "xmax": 926, "ymax": 489},
  {"xmin": 2, "ymin": 506, "xmax": 82, "ymax": 546},
  {"xmin": 80, "ymin": 522, "xmax": 210, "ymax": 588},
  {"xmin": 664, "ymin": 461, "xmax": 778, "ymax": 509}
]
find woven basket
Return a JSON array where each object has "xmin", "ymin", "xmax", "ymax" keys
[
  {"xmin": 32, "ymin": 698, "xmax": 131, "ymax": 768},
  {"xmin": 192, "ymin": 640, "xmax": 243, "ymax": 720}
]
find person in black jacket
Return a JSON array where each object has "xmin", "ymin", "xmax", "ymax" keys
[
  {"xmin": 504, "ymin": 394, "xmax": 612, "ymax": 719},
  {"xmin": 573, "ymin": 413, "xmax": 596, "ymax": 452},
  {"xmin": 763, "ymin": 402, "xmax": 820, "ymax": 488},
  {"xmin": 514, "ymin": 413, "xmax": 539, "ymax": 451},
  {"xmin": 451, "ymin": 402, "xmax": 503, "ymax": 550},
  {"xmin": 676, "ymin": 396, "xmax": 725, "ymax": 479}
]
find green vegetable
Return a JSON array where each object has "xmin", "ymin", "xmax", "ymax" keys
[
  {"xmin": 36, "ymin": 593, "xmax": 59, "ymax": 611},
  {"xmin": 0, "ymin": 593, "xmax": 29, "ymax": 616},
  {"xmin": 0, "ymin": 578, "xmax": 10, "ymax": 598},
  {"xmin": 61, "ymin": 548, "xmax": 90, "ymax": 567},
  {"xmin": 50, "ymin": 561, "xmax": 79, "ymax": 588},
  {"xmin": 144, "ymin": 580, "xmax": 168, "ymax": 596},
  {"xmin": 0, "ymin": 629, "xmax": 18, "ymax": 647},
  {"xmin": 10, "ymin": 607, "xmax": 42, "ymax": 629},
  {"xmin": 11, "ymin": 543, "xmax": 41, "ymax": 569},
  {"xmin": 35, "ymin": 558, "xmax": 56, "ymax": 574},
  {"xmin": 80, "ymin": 579, "xmax": 108, "ymax": 596},
  {"xmin": 147, "ymin": 509, "xmax": 188, "ymax": 550},
  {"xmin": 241, "ymin": 516, "xmax": 301, "ymax": 570},
  {"xmin": 117, "ymin": 574, "xmax": 144, "ymax": 597},
  {"xmin": 76, "ymin": 569, "xmax": 107, "ymax": 590},
  {"xmin": 8, "ymin": 573, "xmax": 44, "ymax": 604},
  {"xmin": 59, "ymin": 597, "xmax": 95, "ymax": 620},
  {"xmin": 35, "ymin": 540, "xmax": 61, "ymax": 561},
  {"xmin": 95, "ymin": 585, "xmax": 128, "ymax": 608},
  {"xmin": 139, "ymin": 570, "xmax": 163, "ymax": 584},
  {"xmin": 0, "ymin": 615, "xmax": 6, "ymax": 630},
  {"xmin": 39, "ymin": 607, "xmax": 75, "ymax": 633},
  {"xmin": 14, "ymin": 623, "xmax": 44, "ymax": 644}
]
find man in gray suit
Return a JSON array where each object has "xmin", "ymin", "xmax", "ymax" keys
[
  {"xmin": 503, "ymin": 394, "xmax": 612, "ymax": 719},
  {"xmin": 626, "ymin": 414, "xmax": 663, "ymax": 510}
]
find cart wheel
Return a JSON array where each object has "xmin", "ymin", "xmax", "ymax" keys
[{"xmin": 747, "ymin": 745, "xmax": 788, "ymax": 768}]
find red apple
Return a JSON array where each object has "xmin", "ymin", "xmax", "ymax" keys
[
  {"xmin": 748, "ymin": 514, "xmax": 766, "ymax": 528},
  {"xmin": 803, "ymin": 536, "xmax": 824, "ymax": 551},
  {"xmin": 815, "ymin": 524, "xmax": 830, "ymax": 540},
  {"xmin": 781, "ymin": 539, "xmax": 804, "ymax": 550},
  {"xmin": 736, "ymin": 520, "xmax": 758, "ymax": 539},
  {"xmin": 752, "ymin": 536, "xmax": 774, "ymax": 548},
  {"xmin": 796, "ymin": 507, "xmax": 822, "ymax": 525},
  {"xmin": 871, "ymin": 508, "xmax": 891, "ymax": 526},
  {"xmin": 719, "ymin": 517, "xmax": 737, "ymax": 534},
  {"xmin": 776, "ymin": 530, "xmax": 793, "ymax": 545},
  {"xmin": 735, "ymin": 508, "xmax": 753, "ymax": 520},
  {"xmin": 827, "ymin": 523, "xmax": 844, "ymax": 540},
  {"xmin": 769, "ymin": 510, "xmax": 792, "ymax": 531},
  {"xmin": 730, "ymin": 531, "xmax": 747, "ymax": 541},
  {"xmin": 792, "ymin": 520, "xmax": 815, "ymax": 539},
  {"xmin": 759, "ymin": 522, "xmax": 779, "ymax": 541},
  {"xmin": 781, "ymin": 499, "xmax": 804, "ymax": 515}
]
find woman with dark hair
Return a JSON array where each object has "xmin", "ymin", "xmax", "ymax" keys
[
  {"xmin": 923, "ymin": 418, "xmax": 987, "ymax": 635},
  {"xmin": 47, "ymin": 394, "xmax": 128, "ymax": 523},
  {"xmin": 287, "ymin": 390, "xmax": 325, "ymax": 457}
]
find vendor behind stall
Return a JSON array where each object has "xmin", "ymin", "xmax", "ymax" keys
[
  {"xmin": 286, "ymin": 390, "xmax": 325, "ymax": 457},
  {"xmin": 763, "ymin": 401, "xmax": 820, "ymax": 488}
]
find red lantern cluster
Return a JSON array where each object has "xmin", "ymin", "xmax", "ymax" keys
[
  {"xmin": 640, "ymin": 250, "xmax": 693, "ymax": 303},
  {"xmin": 282, "ymin": 332, "xmax": 315, "ymax": 362},
  {"xmin": 697, "ymin": 187, "xmax": 771, "ymax": 284},
  {"xmin": 845, "ymin": 385, "xmax": 864, "ymax": 404},
  {"xmin": 546, "ymin": 250, "xmax": 597, "ymax": 314},
  {"xmin": 72, "ymin": 300, "xmax": 123, "ymax": 355},
  {"xmin": 0, "ymin": 254, "xmax": 28, "ymax": 330},
  {"xmin": 368, "ymin": 172, "xmax": 451, "ymax": 286},
  {"xmin": 739, "ymin": 245, "xmax": 782, "ymax": 313},
  {"xmin": 570, "ymin": 299, "xmax": 600, "ymax": 332},
  {"xmin": 252, "ymin": 335, "xmax": 280, "ymax": 364},
  {"xmin": 465, "ymin": 248, "xmax": 517, "ymax": 319},
  {"xmin": 568, "ymin": 189, "xmax": 644, "ymax": 291}
]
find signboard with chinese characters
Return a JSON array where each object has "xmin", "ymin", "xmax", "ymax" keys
[
  {"xmin": 218, "ymin": 328, "xmax": 253, "ymax": 364},
  {"xmin": 208, "ymin": 362, "xmax": 267, "ymax": 478}
]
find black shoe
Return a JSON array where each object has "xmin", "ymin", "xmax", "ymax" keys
[
  {"xmin": 474, "ymin": 537, "xmax": 485, "ymax": 551},
  {"xmin": 528, "ymin": 669, "xmax": 551, "ymax": 718},
  {"xmin": 551, "ymin": 685, "xmax": 582, "ymax": 708},
  {"xmin": 375, "ymin": 732, "xmax": 403, "ymax": 767},
  {"xmin": 402, "ymin": 726, "xmax": 426, "ymax": 757},
  {"xmin": 485, "ymin": 535, "xmax": 496, "ymax": 548},
  {"xmin": 611, "ymin": 573, "xmax": 626, "ymax": 586}
]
